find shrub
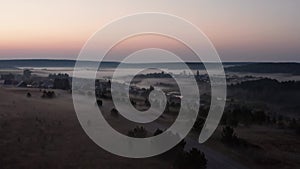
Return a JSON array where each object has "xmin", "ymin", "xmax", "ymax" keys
[
  {"xmin": 288, "ymin": 118, "xmax": 300, "ymax": 135},
  {"xmin": 221, "ymin": 126, "xmax": 240, "ymax": 145},
  {"xmin": 252, "ymin": 110, "xmax": 267, "ymax": 124},
  {"xmin": 174, "ymin": 148, "xmax": 207, "ymax": 169},
  {"xmin": 110, "ymin": 108, "xmax": 119, "ymax": 117},
  {"xmin": 127, "ymin": 126, "xmax": 147, "ymax": 138},
  {"xmin": 153, "ymin": 128, "xmax": 163, "ymax": 136},
  {"xmin": 193, "ymin": 118, "xmax": 205, "ymax": 132},
  {"xmin": 41, "ymin": 90, "xmax": 55, "ymax": 98},
  {"xmin": 96, "ymin": 99, "xmax": 103, "ymax": 106}
]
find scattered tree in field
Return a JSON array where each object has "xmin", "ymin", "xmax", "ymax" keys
[
  {"xmin": 96, "ymin": 99, "xmax": 103, "ymax": 107},
  {"xmin": 127, "ymin": 126, "xmax": 147, "ymax": 138},
  {"xmin": 277, "ymin": 115, "xmax": 285, "ymax": 129},
  {"xmin": 252, "ymin": 110, "xmax": 267, "ymax": 124},
  {"xmin": 41, "ymin": 90, "xmax": 55, "ymax": 98},
  {"xmin": 153, "ymin": 128, "xmax": 163, "ymax": 136},
  {"xmin": 131, "ymin": 100, "xmax": 136, "ymax": 106},
  {"xmin": 110, "ymin": 108, "xmax": 119, "ymax": 117},
  {"xmin": 149, "ymin": 85, "xmax": 154, "ymax": 91},
  {"xmin": 144, "ymin": 98, "xmax": 151, "ymax": 107},
  {"xmin": 288, "ymin": 118, "xmax": 300, "ymax": 135},
  {"xmin": 193, "ymin": 118, "xmax": 205, "ymax": 132}
]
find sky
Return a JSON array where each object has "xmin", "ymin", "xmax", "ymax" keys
[{"xmin": 0, "ymin": 0, "xmax": 300, "ymax": 62}]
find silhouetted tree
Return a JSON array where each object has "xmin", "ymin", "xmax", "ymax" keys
[
  {"xmin": 288, "ymin": 118, "xmax": 300, "ymax": 135},
  {"xmin": 252, "ymin": 110, "xmax": 266, "ymax": 124},
  {"xmin": 131, "ymin": 100, "xmax": 136, "ymax": 106},
  {"xmin": 53, "ymin": 78, "xmax": 70, "ymax": 90},
  {"xmin": 41, "ymin": 90, "xmax": 55, "ymax": 98},
  {"xmin": 96, "ymin": 99, "xmax": 103, "ymax": 106},
  {"xmin": 144, "ymin": 99, "xmax": 151, "ymax": 107},
  {"xmin": 277, "ymin": 115, "xmax": 285, "ymax": 128},
  {"xmin": 153, "ymin": 128, "xmax": 163, "ymax": 136},
  {"xmin": 174, "ymin": 148, "xmax": 207, "ymax": 169},
  {"xmin": 127, "ymin": 126, "xmax": 147, "ymax": 138},
  {"xmin": 149, "ymin": 85, "xmax": 154, "ymax": 91},
  {"xmin": 221, "ymin": 126, "xmax": 240, "ymax": 145},
  {"xmin": 193, "ymin": 118, "xmax": 204, "ymax": 132},
  {"xmin": 110, "ymin": 108, "xmax": 119, "ymax": 117}
]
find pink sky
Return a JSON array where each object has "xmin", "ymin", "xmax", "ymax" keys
[{"xmin": 1, "ymin": 0, "xmax": 299, "ymax": 62}]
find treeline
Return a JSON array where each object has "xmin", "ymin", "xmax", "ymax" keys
[
  {"xmin": 229, "ymin": 78, "xmax": 300, "ymax": 107},
  {"xmin": 221, "ymin": 105, "xmax": 268, "ymax": 127},
  {"xmin": 226, "ymin": 63, "xmax": 300, "ymax": 75},
  {"xmin": 231, "ymin": 78, "xmax": 300, "ymax": 91},
  {"xmin": 221, "ymin": 105, "xmax": 300, "ymax": 135},
  {"xmin": 135, "ymin": 72, "xmax": 172, "ymax": 78}
]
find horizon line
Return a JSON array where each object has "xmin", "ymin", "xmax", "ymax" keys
[{"xmin": 0, "ymin": 58, "xmax": 299, "ymax": 64}]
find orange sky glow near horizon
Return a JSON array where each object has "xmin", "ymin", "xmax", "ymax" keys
[{"xmin": 1, "ymin": 0, "xmax": 300, "ymax": 62}]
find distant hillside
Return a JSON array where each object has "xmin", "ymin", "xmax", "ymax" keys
[
  {"xmin": 0, "ymin": 59, "xmax": 119, "ymax": 69},
  {"xmin": 0, "ymin": 59, "xmax": 245, "ymax": 70},
  {"xmin": 226, "ymin": 63, "xmax": 300, "ymax": 75},
  {"xmin": 0, "ymin": 59, "xmax": 75, "ymax": 68}
]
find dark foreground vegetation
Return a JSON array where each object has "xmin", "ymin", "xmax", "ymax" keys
[{"xmin": 127, "ymin": 126, "xmax": 207, "ymax": 169}]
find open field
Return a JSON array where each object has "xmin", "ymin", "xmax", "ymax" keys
[
  {"xmin": 0, "ymin": 88, "xmax": 171, "ymax": 169},
  {"xmin": 0, "ymin": 87, "xmax": 299, "ymax": 169}
]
